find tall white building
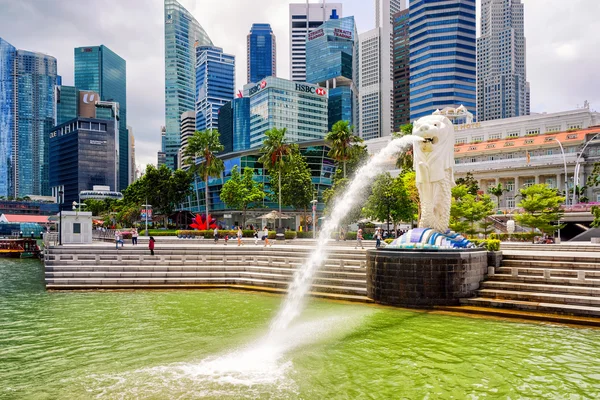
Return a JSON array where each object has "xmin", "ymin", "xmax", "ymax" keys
[
  {"xmin": 358, "ymin": 0, "xmax": 407, "ymax": 140},
  {"xmin": 477, "ymin": 0, "xmax": 530, "ymax": 121},
  {"xmin": 127, "ymin": 126, "xmax": 136, "ymax": 184},
  {"xmin": 289, "ymin": 2, "xmax": 342, "ymax": 82}
]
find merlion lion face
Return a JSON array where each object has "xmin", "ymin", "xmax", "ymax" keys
[{"xmin": 412, "ymin": 115, "xmax": 454, "ymax": 154}]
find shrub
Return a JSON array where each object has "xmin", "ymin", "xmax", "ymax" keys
[
  {"xmin": 345, "ymin": 231, "xmax": 357, "ymax": 240},
  {"xmin": 285, "ymin": 231, "xmax": 297, "ymax": 240},
  {"xmin": 384, "ymin": 238, "xmax": 394, "ymax": 244},
  {"xmin": 470, "ymin": 239, "xmax": 500, "ymax": 251},
  {"xmin": 148, "ymin": 229, "xmax": 178, "ymax": 236},
  {"xmin": 296, "ymin": 231, "xmax": 314, "ymax": 239}
]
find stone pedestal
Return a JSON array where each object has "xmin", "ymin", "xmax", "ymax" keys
[{"xmin": 366, "ymin": 248, "xmax": 487, "ymax": 307}]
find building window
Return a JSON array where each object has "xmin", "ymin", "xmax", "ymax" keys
[
  {"xmin": 506, "ymin": 197, "xmax": 515, "ymax": 208},
  {"xmin": 489, "ymin": 133, "xmax": 502, "ymax": 140},
  {"xmin": 507, "ymin": 131, "xmax": 520, "ymax": 138},
  {"xmin": 525, "ymin": 139, "xmax": 534, "ymax": 144},
  {"xmin": 524, "ymin": 178, "xmax": 535, "ymax": 188},
  {"xmin": 545, "ymin": 126, "xmax": 561, "ymax": 133},
  {"xmin": 568, "ymin": 123, "xmax": 583, "ymax": 130},
  {"xmin": 526, "ymin": 128, "xmax": 540, "ymax": 136},
  {"xmin": 472, "ymin": 135, "xmax": 484, "ymax": 143},
  {"xmin": 545, "ymin": 178, "xmax": 556, "ymax": 188},
  {"xmin": 506, "ymin": 181, "xmax": 515, "ymax": 192},
  {"xmin": 546, "ymin": 149, "xmax": 554, "ymax": 156},
  {"xmin": 73, "ymin": 223, "xmax": 81, "ymax": 234},
  {"xmin": 455, "ymin": 138, "xmax": 467, "ymax": 144}
]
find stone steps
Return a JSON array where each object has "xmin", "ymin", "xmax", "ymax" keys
[
  {"xmin": 503, "ymin": 253, "xmax": 600, "ymax": 263},
  {"xmin": 481, "ymin": 281, "xmax": 600, "ymax": 297},
  {"xmin": 502, "ymin": 244, "xmax": 600, "ymax": 253},
  {"xmin": 501, "ymin": 259, "xmax": 600, "ymax": 271},
  {"xmin": 491, "ymin": 273, "xmax": 600, "ymax": 287},
  {"xmin": 476, "ymin": 288, "xmax": 600, "ymax": 307},
  {"xmin": 461, "ymin": 297, "xmax": 600, "ymax": 317}
]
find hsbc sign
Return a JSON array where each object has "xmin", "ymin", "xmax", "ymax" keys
[
  {"xmin": 295, "ymin": 83, "xmax": 327, "ymax": 96},
  {"xmin": 248, "ymin": 80, "xmax": 268, "ymax": 96}
]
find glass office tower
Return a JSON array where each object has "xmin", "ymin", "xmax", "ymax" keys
[
  {"xmin": 409, "ymin": 0, "xmax": 477, "ymax": 120},
  {"xmin": 247, "ymin": 24, "xmax": 276, "ymax": 84},
  {"xmin": 56, "ymin": 85, "xmax": 79, "ymax": 126},
  {"xmin": 218, "ymin": 97, "xmax": 251, "ymax": 154},
  {"xmin": 306, "ymin": 16, "xmax": 359, "ymax": 131},
  {"xmin": 0, "ymin": 38, "xmax": 15, "ymax": 198},
  {"xmin": 163, "ymin": 0, "xmax": 213, "ymax": 170},
  {"xmin": 393, "ymin": 9, "xmax": 410, "ymax": 129},
  {"xmin": 74, "ymin": 45, "xmax": 127, "ymax": 190},
  {"xmin": 195, "ymin": 46, "xmax": 235, "ymax": 132}
]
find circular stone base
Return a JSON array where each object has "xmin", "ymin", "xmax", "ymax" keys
[{"xmin": 366, "ymin": 248, "xmax": 487, "ymax": 307}]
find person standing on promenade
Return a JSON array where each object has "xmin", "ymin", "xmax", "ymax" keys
[
  {"xmin": 263, "ymin": 227, "xmax": 271, "ymax": 247},
  {"xmin": 115, "ymin": 230, "xmax": 124, "ymax": 249},
  {"xmin": 149, "ymin": 236, "xmax": 155, "ymax": 256},
  {"xmin": 375, "ymin": 227, "xmax": 382, "ymax": 249},
  {"xmin": 131, "ymin": 228, "xmax": 138, "ymax": 245},
  {"xmin": 213, "ymin": 226, "xmax": 219, "ymax": 243},
  {"xmin": 253, "ymin": 229, "xmax": 259, "ymax": 245},
  {"xmin": 355, "ymin": 228, "xmax": 364, "ymax": 249},
  {"xmin": 237, "ymin": 226, "xmax": 243, "ymax": 246}
]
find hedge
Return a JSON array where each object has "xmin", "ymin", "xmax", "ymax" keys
[
  {"xmin": 469, "ymin": 239, "xmax": 501, "ymax": 252},
  {"xmin": 176, "ymin": 230, "xmax": 278, "ymax": 239}
]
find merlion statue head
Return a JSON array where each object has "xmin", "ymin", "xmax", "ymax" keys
[{"xmin": 412, "ymin": 114, "xmax": 454, "ymax": 154}]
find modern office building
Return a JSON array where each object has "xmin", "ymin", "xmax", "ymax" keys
[
  {"xmin": 74, "ymin": 45, "xmax": 127, "ymax": 191},
  {"xmin": 181, "ymin": 140, "xmax": 335, "ymax": 229},
  {"xmin": 195, "ymin": 46, "xmax": 235, "ymax": 132},
  {"xmin": 392, "ymin": 9, "xmax": 410, "ymax": 129},
  {"xmin": 289, "ymin": 2, "xmax": 342, "ymax": 82},
  {"xmin": 127, "ymin": 126, "xmax": 136, "ymax": 184},
  {"xmin": 247, "ymin": 24, "xmax": 276, "ymax": 84},
  {"xmin": 0, "ymin": 37, "xmax": 58, "ymax": 198},
  {"xmin": 163, "ymin": 0, "xmax": 213, "ymax": 170},
  {"xmin": 409, "ymin": 0, "xmax": 477, "ymax": 120},
  {"xmin": 218, "ymin": 97, "xmax": 251, "ymax": 154},
  {"xmin": 477, "ymin": 0, "xmax": 530, "ymax": 121},
  {"xmin": 242, "ymin": 76, "xmax": 329, "ymax": 148},
  {"xmin": 55, "ymin": 86, "xmax": 80, "ymax": 126},
  {"xmin": 306, "ymin": 16, "xmax": 359, "ymax": 131},
  {"xmin": 49, "ymin": 117, "xmax": 117, "ymax": 205},
  {"xmin": 179, "ymin": 111, "xmax": 195, "ymax": 168},
  {"xmin": 358, "ymin": 28, "xmax": 381, "ymax": 140}
]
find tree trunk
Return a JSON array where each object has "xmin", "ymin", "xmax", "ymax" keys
[
  {"xmin": 304, "ymin": 205, "xmax": 308, "ymax": 233},
  {"xmin": 205, "ymin": 173, "xmax": 210, "ymax": 224},
  {"xmin": 195, "ymin": 173, "xmax": 201, "ymax": 213},
  {"xmin": 343, "ymin": 161, "xmax": 346, "ymax": 179},
  {"xmin": 278, "ymin": 168, "xmax": 282, "ymax": 228},
  {"xmin": 243, "ymin": 206, "xmax": 247, "ymax": 228}
]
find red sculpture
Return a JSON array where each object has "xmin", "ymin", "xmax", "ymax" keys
[{"xmin": 190, "ymin": 214, "xmax": 217, "ymax": 230}]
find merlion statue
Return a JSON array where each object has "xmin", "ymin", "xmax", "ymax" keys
[{"xmin": 412, "ymin": 114, "xmax": 455, "ymax": 233}]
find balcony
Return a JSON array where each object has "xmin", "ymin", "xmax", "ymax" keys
[{"xmin": 455, "ymin": 153, "xmax": 579, "ymax": 173}]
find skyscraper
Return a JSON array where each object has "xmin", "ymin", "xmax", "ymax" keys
[
  {"xmin": 247, "ymin": 24, "xmax": 276, "ymax": 84},
  {"xmin": 195, "ymin": 46, "xmax": 235, "ymax": 132},
  {"xmin": 179, "ymin": 111, "xmax": 195, "ymax": 167},
  {"xmin": 477, "ymin": 0, "xmax": 530, "ymax": 121},
  {"xmin": 0, "ymin": 37, "xmax": 57, "ymax": 198},
  {"xmin": 358, "ymin": 28, "xmax": 381, "ymax": 140},
  {"xmin": 218, "ymin": 98, "xmax": 251, "ymax": 154},
  {"xmin": 306, "ymin": 16, "xmax": 359, "ymax": 131},
  {"xmin": 289, "ymin": 2, "xmax": 342, "ymax": 82},
  {"xmin": 74, "ymin": 45, "xmax": 128, "ymax": 190},
  {"xmin": 163, "ymin": 0, "xmax": 212, "ymax": 170},
  {"xmin": 409, "ymin": 0, "xmax": 477, "ymax": 120},
  {"xmin": 392, "ymin": 9, "xmax": 410, "ymax": 129}
]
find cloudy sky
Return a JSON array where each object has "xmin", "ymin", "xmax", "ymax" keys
[{"xmin": 1, "ymin": 0, "xmax": 598, "ymax": 170}]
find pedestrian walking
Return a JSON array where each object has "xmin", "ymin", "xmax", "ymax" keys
[
  {"xmin": 213, "ymin": 226, "xmax": 219, "ymax": 243},
  {"xmin": 149, "ymin": 236, "xmax": 155, "ymax": 256},
  {"xmin": 263, "ymin": 227, "xmax": 271, "ymax": 247},
  {"xmin": 237, "ymin": 227, "xmax": 243, "ymax": 246},
  {"xmin": 355, "ymin": 228, "xmax": 364, "ymax": 249},
  {"xmin": 131, "ymin": 228, "xmax": 138, "ymax": 245},
  {"xmin": 375, "ymin": 227, "xmax": 382, "ymax": 249},
  {"xmin": 115, "ymin": 230, "xmax": 124, "ymax": 249},
  {"xmin": 253, "ymin": 229, "xmax": 259, "ymax": 245}
]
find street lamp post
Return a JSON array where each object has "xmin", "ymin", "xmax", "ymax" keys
[
  {"xmin": 142, "ymin": 199, "xmax": 152, "ymax": 236},
  {"xmin": 311, "ymin": 199, "xmax": 318, "ymax": 239},
  {"xmin": 58, "ymin": 190, "xmax": 64, "ymax": 245},
  {"xmin": 573, "ymin": 133, "xmax": 600, "ymax": 205},
  {"xmin": 552, "ymin": 138, "xmax": 569, "ymax": 206}
]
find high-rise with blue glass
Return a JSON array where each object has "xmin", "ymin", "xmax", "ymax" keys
[
  {"xmin": 195, "ymin": 46, "xmax": 235, "ymax": 132},
  {"xmin": 247, "ymin": 24, "xmax": 276, "ymax": 84},
  {"xmin": 163, "ymin": 0, "xmax": 213, "ymax": 170},
  {"xmin": 0, "ymin": 37, "xmax": 57, "ymax": 198},
  {"xmin": 409, "ymin": 0, "xmax": 477, "ymax": 120},
  {"xmin": 218, "ymin": 97, "xmax": 251, "ymax": 154},
  {"xmin": 74, "ymin": 45, "xmax": 128, "ymax": 190},
  {"xmin": 306, "ymin": 16, "xmax": 359, "ymax": 131}
]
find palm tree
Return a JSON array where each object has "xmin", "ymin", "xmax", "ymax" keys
[
  {"xmin": 325, "ymin": 120, "xmax": 363, "ymax": 178},
  {"xmin": 394, "ymin": 123, "xmax": 414, "ymax": 172},
  {"xmin": 184, "ymin": 129, "xmax": 225, "ymax": 221},
  {"xmin": 258, "ymin": 127, "xmax": 296, "ymax": 228},
  {"xmin": 488, "ymin": 183, "xmax": 509, "ymax": 210}
]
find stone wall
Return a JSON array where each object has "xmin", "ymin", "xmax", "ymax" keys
[{"xmin": 366, "ymin": 249, "xmax": 488, "ymax": 307}]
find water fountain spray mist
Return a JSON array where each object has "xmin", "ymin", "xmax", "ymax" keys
[{"xmin": 269, "ymin": 135, "xmax": 422, "ymax": 333}]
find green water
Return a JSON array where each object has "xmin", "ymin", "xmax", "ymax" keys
[{"xmin": 2, "ymin": 260, "xmax": 600, "ymax": 399}]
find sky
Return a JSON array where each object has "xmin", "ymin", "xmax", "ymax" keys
[{"xmin": 0, "ymin": 0, "xmax": 599, "ymax": 171}]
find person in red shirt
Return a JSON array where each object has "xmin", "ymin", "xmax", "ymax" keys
[{"xmin": 149, "ymin": 236, "xmax": 155, "ymax": 256}]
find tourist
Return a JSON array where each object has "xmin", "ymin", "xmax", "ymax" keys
[
  {"xmin": 213, "ymin": 226, "xmax": 219, "ymax": 243},
  {"xmin": 375, "ymin": 228, "xmax": 382, "ymax": 249},
  {"xmin": 237, "ymin": 226, "xmax": 243, "ymax": 246},
  {"xmin": 355, "ymin": 228, "xmax": 364, "ymax": 249},
  {"xmin": 115, "ymin": 230, "xmax": 124, "ymax": 249},
  {"xmin": 224, "ymin": 233, "xmax": 229, "ymax": 245},
  {"xmin": 149, "ymin": 236, "xmax": 155, "ymax": 256},
  {"xmin": 263, "ymin": 226, "xmax": 271, "ymax": 247},
  {"xmin": 131, "ymin": 228, "xmax": 138, "ymax": 245}
]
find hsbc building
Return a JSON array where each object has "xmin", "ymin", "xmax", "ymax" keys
[{"xmin": 242, "ymin": 76, "xmax": 329, "ymax": 148}]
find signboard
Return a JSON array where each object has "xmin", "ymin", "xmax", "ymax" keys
[
  {"xmin": 90, "ymin": 140, "xmax": 107, "ymax": 145},
  {"xmin": 248, "ymin": 80, "xmax": 268, "ymax": 96},
  {"xmin": 454, "ymin": 122, "xmax": 481, "ymax": 131},
  {"xmin": 295, "ymin": 83, "xmax": 327, "ymax": 96},
  {"xmin": 308, "ymin": 28, "xmax": 324, "ymax": 41},
  {"xmin": 333, "ymin": 28, "xmax": 353, "ymax": 40},
  {"xmin": 140, "ymin": 209, "xmax": 153, "ymax": 219},
  {"xmin": 79, "ymin": 91, "xmax": 100, "ymax": 118}
]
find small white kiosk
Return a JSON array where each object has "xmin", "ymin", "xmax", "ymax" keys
[{"xmin": 59, "ymin": 211, "xmax": 93, "ymax": 244}]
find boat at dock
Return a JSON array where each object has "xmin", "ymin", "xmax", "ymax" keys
[{"xmin": 0, "ymin": 238, "xmax": 42, "ymax": 258}]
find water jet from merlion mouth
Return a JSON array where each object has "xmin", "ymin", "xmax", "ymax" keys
[{"xmin": 268, "ymin": 134, "xmax": 423, "ymax": 334}]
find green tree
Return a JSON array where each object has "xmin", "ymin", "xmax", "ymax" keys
[
  {"xmin": 394, "ymin": 123, "xmax": 414, "ymax": 172},
  {"xmin": 401, "ymin": 170, "xmax": 420, "ymax": 224},
  {"xmin": 455, "ymin": 172, "xmax": 479, "ymax": 196},
  {"xmin": 488, "ymin": 182, "xmax": 509, "ymax": 209},
  {"xmin": 184, "ymin": 129, "xmax": 225, "ymax": 221},
  {"xmin": 363, "ymin": 172, "xmax": 416, "ymax": 232},
  {"xmin": 450, "ymin": 184, "xmax": 495, "ymax": 236},
  {"xmin": 325, "ymin": 120, "xmax": 363, "ymax": 178},
  {"xmin": 258, "ymin": 127, "xmax": 296, "ymax": 228},
  {"xmin": 84, "ymin": 199, "xmax": 108, "ymax": 216},
  {"xmin": 514, "ymin": 184, "xmax": 565, "ymax": 242},
  {"xmin": 220, "ymin": 165, "xmax": 265, "ymax": 227}
]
